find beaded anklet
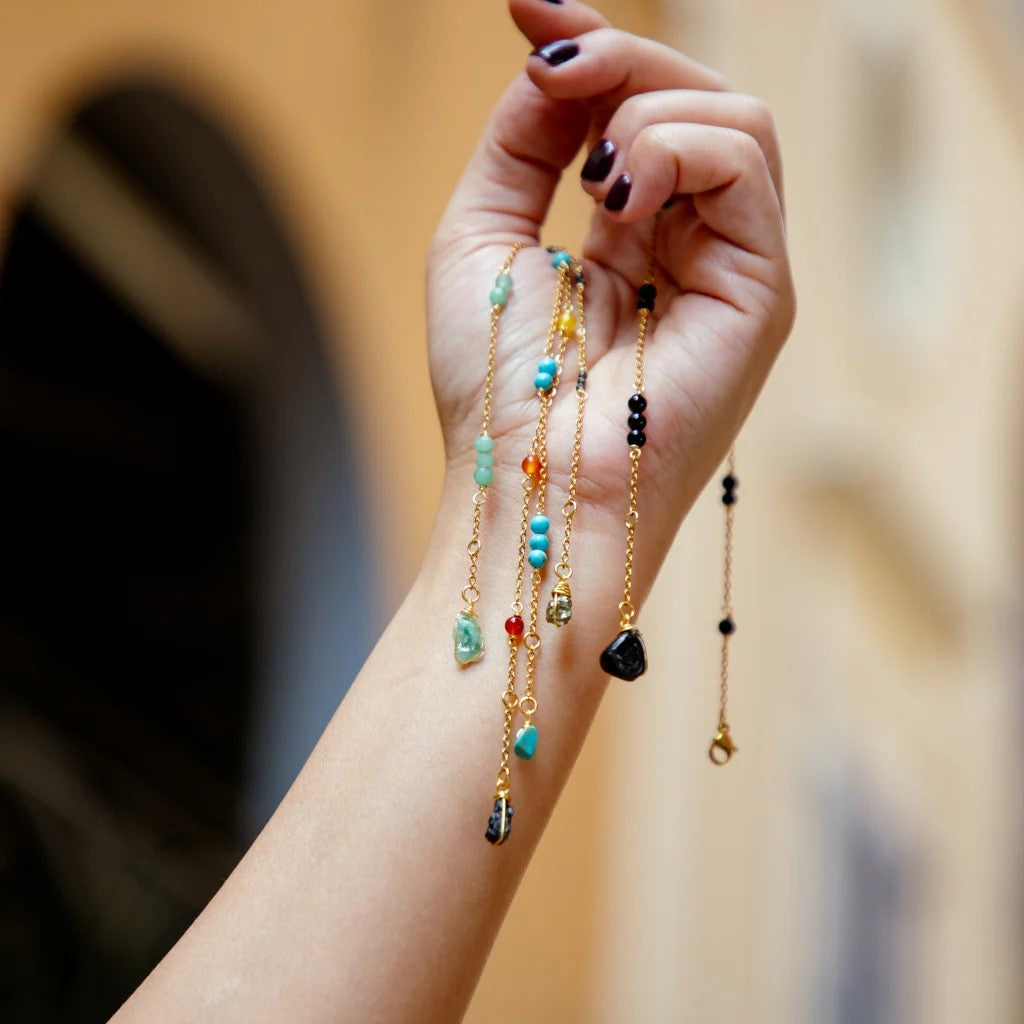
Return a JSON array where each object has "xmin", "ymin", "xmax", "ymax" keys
[
  {"xmin": 486, "ymin": 248, "xmax": 583, "ymax": 846},
  {"xmin": 599, "ymin": 218, "xmax": 660, "ymax": 682},
  {"xmin": 452, "ymin": 243, "xmax": 525, "ymax": 667}
]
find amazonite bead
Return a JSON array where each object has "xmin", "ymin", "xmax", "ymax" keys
[
  {"xmin": 475, "ymin": 435, "xmax": 494, "ymax": 453},
  {"xmin": 475, "ymin": 452, "xmax": 494, "ymax": 469},
  {"xmin": 474, "ymin": 466, "xmax": 493, "ymax": 486},
  {"xmin": 529, "ymin": 534, "xmax": 549, "ymax": 551},
  {"xmin": 453, "ymin": 612, "xmax": 484, "ymax": 665},
  {"xmin": 538, "ymin": 356, "xmax": 558, "ymax": 376},
  {"xmin": 490, "ymin": 286, "xmax": 509, "ymax": 307},
  {"xmin": 528, "ymin": 549, "xmax": 548, "ymax": 569},
  {"xmin": 495, "ymin": 273, "xmax": 513, "ymax": 289},
  {"xmin": 534, "ymin": 372, "xmax": 554, "ymax": 391},
  {"xmin": 530, "ymin": 515, "xmax": 550, "ymax": 534}
]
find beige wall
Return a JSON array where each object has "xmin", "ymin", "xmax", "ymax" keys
[{"xmin": 1, "ymin": 0, "xmax": 1021, "ymax": 1020}]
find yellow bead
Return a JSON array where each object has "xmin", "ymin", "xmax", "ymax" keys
[{"xmin": 558, "ymin": 311, "xmax": 576, "ymax": 337}]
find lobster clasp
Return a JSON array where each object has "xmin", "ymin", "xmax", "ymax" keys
[{"xmin": 709, "ymin": 725, "xmax": 737, "ymax": 766}]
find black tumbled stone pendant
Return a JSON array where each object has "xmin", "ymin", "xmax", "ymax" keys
[
  {"xmin": 485, "ymin": 797, "xmax": 514, "ymax": 845},
  {"xmin": 599, "ymin": 628, "xmax": 648, "ymax": 681}
]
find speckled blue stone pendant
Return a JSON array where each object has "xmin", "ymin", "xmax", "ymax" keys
[
  {"xmin": 453, "ymin": 243, "xmax": 525, "ymax": 666},
  {"xmin": 485, "ymin": 795, "xmax": 514, "ymax": 845}
]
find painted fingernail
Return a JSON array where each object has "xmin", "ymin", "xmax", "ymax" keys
[
  {"xmin": 581, "ymin": 139, "xmax": 616, "ymax": 183},
  {"xmin": 531, "ymin": 40, "xmax": 580, "ymax": 65},
  {"xmin": 604, "ymin": 173, "xmax": 632, "ymax": 212},
  {"xmin": 540, "ymin": 0, "xmax": 565, "ymax": 4}
]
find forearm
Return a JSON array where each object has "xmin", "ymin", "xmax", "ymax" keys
[{"xmin": 113, "ymin": 474, "xmax": 627, "ymax": 1024}]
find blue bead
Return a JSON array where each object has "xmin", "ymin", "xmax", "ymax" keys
[
  {"xmin": 552, "ymin": 250, "xmax": 572, "ymax": 269},
  {"xmin": 490, "ymin": 286, "xmax": 509, "ymax": 307},
  {"xmin": 529, "ymin": 533, "xmax": 549, "ymax": 551},
  {"xmin": 514, "ymin": 724, "xmax": 538, "ymax": 760},
  {"xmin": 530, "ymin": 515, "xmax": 550, "ymax": 534},
  {"xmin": 538, "ymin": 356, "xmax": 558, "ymax": 376},
  {"xmin": 475, "ymin": 435, "xmax": 494, "ymax": 453},
  {"xmin": 476, "ymin": 452, "xmax": 494, "ymax": 469},
  {"xmin": 528, "ymin": 549, "xmax": 548, "ymax": 569},
  {"xmin": 534, "ymin": 372, "xmax": 554, "ymax": 391},
  {"xmin": 474, "ymin": 466, "xmax": 493, "ymax": 487}
]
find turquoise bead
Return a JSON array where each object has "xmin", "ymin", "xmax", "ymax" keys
[
  {"xmin": 552, "ymin": 250, "xmax": 571, "ymax": 269},
  {"xmin": 528, "ymin": 549, "xmax": 548, "ymax": 569},
  {"xmin": 495, "ymin": 273, "xmax": 513, "ymax": 289},
  {"xmin": 453, "ymin": 612, "xmax": 484, "ymax": 666},
  {"xmin": 538, "ymin": 356, "xmax": 558, "ymax": 376},
  {"xmin": 474, "ymin": 466, "xmax": 493, "ymax": 487},
  {"xmin": 475, "ymin": 452, "xmax": 494, "ymax": 469},
  {"xmin": 534, "ymin": 372, "xmax": 554, "ymax": 391},
  {"xmin": 529, "ymin": 534, "xmax": 549, "ymax": 551},
  {"xmin": 475, "ymin": 435, "xmax": 494, "ymax": 453},
  {"xmin": 530, "ymin": 515, "xmax": 550, "ymax": 534},
  {"xmin": 514, "ymin": 724, "xmax": 538, "ymax": 760},
  {"xmin": 490, "ymin": 286, "xmax": 509, "ymax": 307}
]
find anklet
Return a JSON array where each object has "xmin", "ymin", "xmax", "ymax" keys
[{"xmin": 452, "ymin": 242, "xmax": 525, "ymax": 667}]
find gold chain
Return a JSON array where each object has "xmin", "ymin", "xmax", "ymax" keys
[{"xmin": 710, "ymin": 448, "xmax": 739, "ymax": 764}]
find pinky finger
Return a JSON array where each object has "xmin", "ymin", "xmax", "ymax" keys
[{"xmin": 604, "ymin": 122, "xmax": 786, "ymax": 260}]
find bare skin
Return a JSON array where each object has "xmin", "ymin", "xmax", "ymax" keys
[{"xmin": 112, "ymin": 2, "xmax": 795, "ymax": 1021}]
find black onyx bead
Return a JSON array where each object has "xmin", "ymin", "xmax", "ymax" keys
[
  {"xmin": 600, "ymin": 628, "xmax": 648, "ymax": 680},
  {"xmin": 627, "ymin": 429, "xmax": 647, "ymax": 448},
  {"xmin": 718, "ymin": 617, "xmax": 736, "ymax": 636},
  {"xmin": 628, "ymin": 412, "xmax": 647, "ymax": 431},
  {"xmin": 636, "ymin": 283, "xmax": 657, "ymax": 312},
  {"xmin": 722, "ymin": 491, "xmax": 737, "ymax": 506},
  {"xmin": 723, "ymin": 474, "xmax": 738, "ymax": 491},
  {"xmin": 485, "ymin": 798, "xmax": 514, "ymax": 845},
  {"xmin": 628, "ymin": 393, "xmax": 647, "ymax": 413}
]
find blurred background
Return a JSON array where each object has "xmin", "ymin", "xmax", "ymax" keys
[{"xmin": 0, "ymin": 1, "xmax": 1021, "ymax": 1021}]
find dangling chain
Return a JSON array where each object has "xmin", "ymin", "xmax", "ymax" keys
[
  {"xmin": 486, "ymin": 249, "xmax": 585, "ymax": 846},
  {"xmin": 710, "ymin": 451, "xmax": 738, "ymax": 764}
]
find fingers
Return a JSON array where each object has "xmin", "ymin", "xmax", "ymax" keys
[
  {"xmin": 507, "ymin": 0, "xmax": 608, "ymax": 46},
  {"xmin": 525, "ymin": 26, "xmax": 729, "ymax": 103},
  {"xmin": 578, "ymin": 90, "xmax": 784, "ymax": 212}
]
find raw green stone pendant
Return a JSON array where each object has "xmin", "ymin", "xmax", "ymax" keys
[
  {"xmin": 453, "ymin": 611, "xmax": 484, "ymax": 666},
  {"xmin": 514, "ymin": 724, "xmax": 538, "ymax": 760}
]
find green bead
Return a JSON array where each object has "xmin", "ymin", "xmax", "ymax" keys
[
  {"xmin": 475, "ymin": 435, "xmax": 494, "ymax": 453},
  {"xmin": 495, "ymin": 273, "xmax": 513, "ymax": 289},
  {"xmin": 475, "ymin": 452, "xmax": 494, "ymax": 469},
  {"xmin": 474, "ymin": 466, "xmax": 493, "ymax": 487},
  {"xmin": 453, "ymin": 612, "xmax": 484, "ymax": 666},
  {"xmin": 514, "ymin": 724, "xmax": 538, "ymax": 760},
  {"xmin": 490, "ymin": 286, "xmax": 509, "ymax": 307}
]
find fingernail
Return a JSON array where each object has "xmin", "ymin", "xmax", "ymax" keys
[
  {"xmin": 540, "ymin": 0, "xmax": 565, "ymax": 4},
  {"xmin": 531, "ymin": 40, "xmax": 580, "ymax": 66},
  {"xmin": 581, "ymin": 139, "xmax": 616, "ymax": 183},
  {"xmin": 604, "ymin": 173, "xmax": 632, "ymax": 212}
]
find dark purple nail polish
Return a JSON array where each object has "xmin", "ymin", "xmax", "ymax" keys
[
  {"xmin": 581, "ymin": 139, "xmax": 616, "ymax": 183},
  {"xmin": 531, "ymin": 40, "xmax": 580, "ymax": 66},
  {"xmin": 604, "ymin": 173, "xmax": 632, "ymax": 212},
  {"xmin": 540, "ymin": 0, "xmax": 565, "ymax": 4}
]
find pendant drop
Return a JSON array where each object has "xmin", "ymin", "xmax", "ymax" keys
[
  {"xmin": 599, "ymin": 628, "xmax": 647, "ymax": 681},
  {"xmin": 485, "ymin": 795, "xmax": 514, "ymax": 845},
  {"xmin": 453, "ymin": 611, "xmax": 484, "ymax": 666},
  {"xmin": 545, "ymin": 580, "xmax": 573, "ymax": 627},
  {"xmin": 513, "ymin": 724, "xmax": 538, "ymax": 760}
]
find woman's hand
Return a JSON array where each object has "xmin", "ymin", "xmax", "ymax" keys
[{"xmin": 428, "ymin": 0, "xmax": 794, "ymax": 571}]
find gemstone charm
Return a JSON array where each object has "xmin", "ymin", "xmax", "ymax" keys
[
  {"xmin": 599, "ymin": 628, "xmax": 647, "ymax": 680},
  {"xmin": 453, "ymin": 612, "xmax": 484, "ymax": 666},
  {"xmin": 485, "ymin": 796, "xmax": 514, "ymax": 845},
  {"xmin": 545, "ymin": 580, "xmax": 573, "ymax": 627},
  {"xmin": 514, "ymin": 724, "xmax": 538, "ymax": 760}
]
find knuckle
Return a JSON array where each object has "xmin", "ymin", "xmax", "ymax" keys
[{"xmin": 736, "ymin": 94, "xmax": 777, "ymax": 143}]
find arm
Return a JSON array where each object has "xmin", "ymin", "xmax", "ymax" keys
[{"xmin": 113, "ymin": 2, "xmax": 794, "ymax": 1021}]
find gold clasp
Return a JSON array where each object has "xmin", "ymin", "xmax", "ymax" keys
[{"xmin": 709, "ymin": 725, "xmax": 737, "ymax": 765}]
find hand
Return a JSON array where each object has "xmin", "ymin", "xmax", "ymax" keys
[{"xmin": 427, "ymin": 0, "xmax": 794, "ymax": 582}]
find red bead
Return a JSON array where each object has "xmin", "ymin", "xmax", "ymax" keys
[
  {"xmin": 504, "ymin": 615, "xmax": 525, "ymax": 637},
  {"xmin": 522, "ymin": 453, "xmax": 543, "ymax": 478}
]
